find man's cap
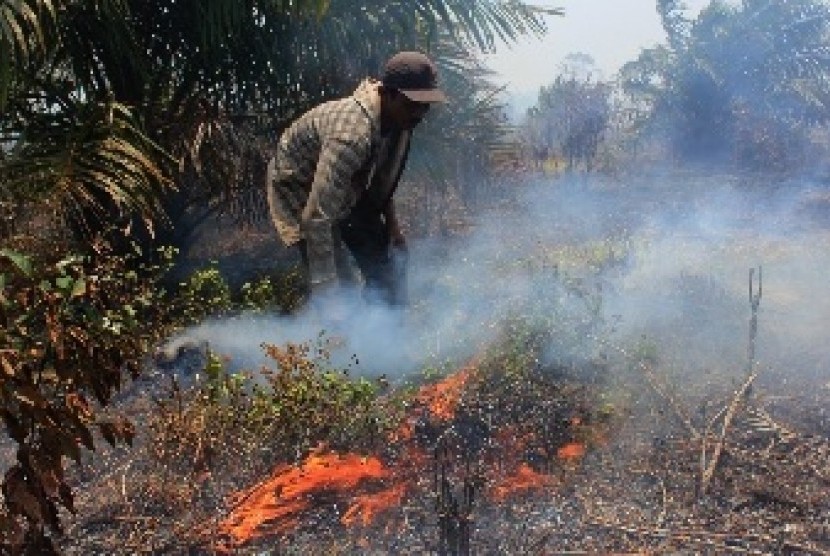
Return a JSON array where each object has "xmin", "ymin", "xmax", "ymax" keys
[{"xmin": 381, "ymin": 51, "xmax": 447, "ymax": 104}]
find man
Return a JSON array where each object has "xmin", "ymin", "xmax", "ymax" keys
[{"xmin": 266, "ymin": 51, "xmax": 446, "ymax": 309}]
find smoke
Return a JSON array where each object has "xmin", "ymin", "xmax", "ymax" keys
[
  {"xmin": 599, "ymin": 172, "xmax": 830, "ymax": 395},
  {"xmin": 166, "ymin": 170, "xmax": 830, "ymax": 397}
]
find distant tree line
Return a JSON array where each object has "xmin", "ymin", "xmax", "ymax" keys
[
  {"xmin": 520, "ymin": 0, "xmax": 830, "ymax": 175},
  {"xmin": 519, "ymin": 53, "xmax": 612, "ymax": 173}
]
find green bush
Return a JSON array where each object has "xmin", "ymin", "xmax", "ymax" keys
[
  {"xmin": 240, "ymin": 276, "xmax": 278, "ymax": 312},
  {"xmin": 177, "ymin": 264, "xmax": 232, "ymax": 322},
  {"xmin": 239, "ymin": 265, "xmax": 307, "ymax": 314},
  {"xmin": 177, "ymin": 263, "xmax": 307, "ymax": 321},
  {"xmin": 150, "ymin": 337, "xmax": 401, "ymax": 475},
  {"xmin": 0, "ymin": 240, "xmax": 175, "ymax": 552}
]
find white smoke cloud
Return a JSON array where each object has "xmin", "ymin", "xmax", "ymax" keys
[{"xmin": 166, "ymin": 171, "xmax": 830, "ymax": 393}]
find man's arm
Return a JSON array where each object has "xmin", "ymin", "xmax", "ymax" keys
[{"xmin": 301, "ymin": 136, "xmax": 367, "ymax": 291}]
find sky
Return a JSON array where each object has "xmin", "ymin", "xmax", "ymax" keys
[{"xmin": 483, "ymin": 0, "xmax": 715, "ymax": 113}]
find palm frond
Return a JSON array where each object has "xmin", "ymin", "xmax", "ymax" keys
[
  {"xmin": 0, "ymin": 98, "xmax": 172, "ymax": 237},
  {"xmin": 1, "ymin": 0, "xmax": 557, "ymax": 246},
  {"xmin": 418, "ymin": 0, "xmax": 559, "ymax": 52},
  {"xmin": 0, "ymin": 0, "xmax": 57, "ymax": 109}
]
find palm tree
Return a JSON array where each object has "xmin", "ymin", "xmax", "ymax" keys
[
  {"xmin": 622, "ymin": 0, "xmax": 830, "ymax": 170},
  {"xmin": 1, "ymin": 0, "xmax": 558, "ymax": 253}
]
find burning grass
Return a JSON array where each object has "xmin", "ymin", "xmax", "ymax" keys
[
  {"xmin": 13, "ymin": 175, "xmax": 826, "ymax": 554},
  {"xmin": 55, "ymin": 315, "xmax": 612, "ymax": 554},
  {"xmin": 52, "ymin": 221, "xmax": 830, "ymax": 554},
  {"xmin": 218, "ymin": 448, "xmax": 392, "ymax": 546},
  {"xmin": 205, "ymin": 319, "xmax": 606, "ymax": 552},
  {"xmin": 51, "ymin": 307, "xmax": 830, "ymax": 555}
]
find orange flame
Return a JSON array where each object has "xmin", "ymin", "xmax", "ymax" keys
[
  {"xmin": 212, "ymin": 356, "xmax": 598, "ymax": 549},
  {"xmin": 218, "ymin": 449, "xmax": 391, "ymax": 548},
  {"xmin": 557, "ymin": 442, "xmax": 586, "ymax": 460},
  {"xmin": 216, "ymin": 367, "xmax": 480, "ymax": 548},
  {"xmin": 416, "ymin": 367, "xmax": 473, "ymax": 421},
  {"xmin": 489, "ymin": 463, "xmax": 555, "ymax": 501},
  {"xmin": 390, "ymin": 365, "xmax": 476, "ymax": 443},
  {"xmin": 341, "ymin": 483, "xmax": 407, "ymax": 527}
]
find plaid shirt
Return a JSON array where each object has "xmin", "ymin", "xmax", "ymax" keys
[{"xmin": 267, "ymin": 79, "xmax": 410, "ymax": 287}]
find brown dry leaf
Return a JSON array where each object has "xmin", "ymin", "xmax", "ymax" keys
[
  {"xmin": 46, "ymin": 311, "xmax": 60, "ymax": 348},
  {"xmin": 13, "ymin": 384, "xmax": 47, "ymax": 409},
  {"xmin": 0, "ymin": 354, "xmax": 15, "ymax": 378},
  {"xmin": 65, "ymin": 392, "xmax": 93, "ymax": 421}
]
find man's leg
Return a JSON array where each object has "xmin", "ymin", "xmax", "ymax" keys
[
  {"xmin": 298, "ymin": 228, "xmax": 359, "ymax": 290},
  {"xmin": 339, "ymin": 212, "xmax": 402, "ymax": 306}
]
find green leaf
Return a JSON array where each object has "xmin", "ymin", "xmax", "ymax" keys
[
  {"xmin": 55, "ymin": 255, "xmax": 84, "ymax": 271},
  {"xmin": 0, "ymin": 249, "xmax": 32, "ymax": 277},
  {"xmin": 71, "ymin": 277, "xmax": 86, "ymax": 297},
  {"xmin": 55, "ymin": 276, "xmax": 72, "ymax": 290}
]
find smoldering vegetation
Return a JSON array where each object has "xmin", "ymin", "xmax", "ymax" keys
[
  {"xmin": 165, "ymin": 170, "xmax": 830, "ymax": 408},
  {"xmin": 144, "ymin": 169, "xmax": 830, "ymax": 554}
]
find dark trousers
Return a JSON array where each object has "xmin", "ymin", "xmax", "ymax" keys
[{"xmin": 300, "ymin": 207, "xmax": 407, "ymax": 306}]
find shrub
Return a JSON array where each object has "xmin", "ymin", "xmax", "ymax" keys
[
  {"xmin": 177, "ymin": 264, "xmax": 232, "ymax": 323},
  {"xmin": 239, "ymin": 276, "xmax": 277, "ymax": 312},
  {"xmin": 0, "ymin": 240, "xmax": 175, "ymax": 553},
  {"xmin": 240, "ymin": 265, "xmax": 307, "ymax": 314},
  {"xmin": 149, "ymin": 337, "xmax": 400, "ymax": 478},
  {"xmin": 178, "ymin": 263, "xmax": 307, "ymax": 320}
]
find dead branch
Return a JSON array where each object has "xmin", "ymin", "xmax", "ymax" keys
[
  {"xmin": 700, "ymin": 369, "xmax": 759, "ymax": 494},
  {"xmin": 699, "ymin": 267, "xmax": 766, "ymax": 494},
  {"xmin": 638, "ymin": 361, "xmax": 701, "ymax": 440}
]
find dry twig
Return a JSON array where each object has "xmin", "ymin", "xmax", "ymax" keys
[
  {"xmin": 638, "ymin": 361, "xmax": 701, "ymax": 440},
  {"xmin": 700, "ymin": 369, "xmax": 758, "ymax": 494}
]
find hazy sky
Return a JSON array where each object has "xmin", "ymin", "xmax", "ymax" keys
[{"xmin": 484, "ymin": 0, "xmax": 714, "ymax": 97}]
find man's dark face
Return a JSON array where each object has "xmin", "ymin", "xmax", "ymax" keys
[{"xmin": 385, "ymin": 90, "xmax": 431, "ymax": 130}]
